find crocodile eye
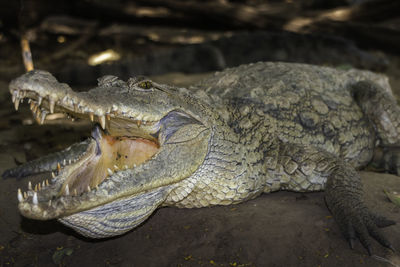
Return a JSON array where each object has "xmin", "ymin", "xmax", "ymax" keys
[
  {"xmin": 127, "ymin": 77, "xmax": 154, "ymax": 91},
  {"xmin": 138, "ymin": 81, "xmax": 153, "ymax": 90}
]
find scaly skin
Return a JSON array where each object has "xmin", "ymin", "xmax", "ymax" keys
[{"xmin": 3, "ymin": 62, "xmax": 399, "ymax": 253}]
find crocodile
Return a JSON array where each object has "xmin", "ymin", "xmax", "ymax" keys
[{"xmin": 3, "ymin": 62, "xmax": 400, "ymax": 254}]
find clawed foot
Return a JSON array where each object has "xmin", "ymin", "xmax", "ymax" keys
[{"xmin": 329, "ymin": 201, "xmax": 395, "ymax": 255}]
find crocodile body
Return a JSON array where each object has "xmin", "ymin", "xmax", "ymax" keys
[{"xmin": 4, "ymin": 62, "xmax": 400, "ymax": 253}]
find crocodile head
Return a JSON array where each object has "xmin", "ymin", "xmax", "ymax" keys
[{"xmin": 9, "ymin": 70, "xmax": 212, "ymax": 238}]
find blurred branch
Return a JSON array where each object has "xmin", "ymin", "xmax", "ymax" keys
[
  {"xmin": 283, "ymin": 0, "xmax": 400, "ymax": 52},
  {"xmin": 21, "ymin": 36, "xmax": 34, "ymax": 71},
  {"xmin": 132, "ymin": 0, "xmax": 301, "ymax": 29},
  {"xmin": 305, "ymin": 20, "xmax": 400, "ymax": 53},
  {"xmin": 71, "ymin": 0, "xmax": 301, "ymax": 30}
]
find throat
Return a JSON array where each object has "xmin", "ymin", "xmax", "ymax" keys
[
  {"xmin": 61, "ymin": 134, "xmax": 159, "ymax": 196},
  {"xmin": 100, "ymin": 135, "xmax": 159, "ymax": 172}
]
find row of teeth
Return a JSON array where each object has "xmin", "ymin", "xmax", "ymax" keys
[
  {"xmin": 17, "ymin": 161, "xmax": 135, "ymax": 205},
  {"xmin": 17, "ymin": 161, "xmax": 69, "ymax": 205},
  {"xmin": 17, "ymin": 180, "xmax": 50, "ymax": 205},
  {"xmin": 11, "ymin": 89, "xmax": 152, "ymax": 129}
]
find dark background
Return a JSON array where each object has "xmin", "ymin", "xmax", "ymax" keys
[{"xmin": 0, "ymin": 0, "xmax": 400, "ymax": 266}]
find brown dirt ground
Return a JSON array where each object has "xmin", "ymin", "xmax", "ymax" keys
[{"xmin": 0, "ymin": 53, "xmax": 400, "ymax": 267}]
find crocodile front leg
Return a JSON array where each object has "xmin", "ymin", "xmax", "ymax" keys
[
  {"xmin": 2, "ymin": 139, "xmax": 91, "ymax": 179},
  {"xmin": 266, "ymin": 141, "xmax": 395, "ymax": 254},
  {"xmin": 324, "ymin": 164, "xmax": 395, "ymax": 255}
]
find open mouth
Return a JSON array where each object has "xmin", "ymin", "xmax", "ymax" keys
[
  {"xmin": 10, "ymin": 78, "xmax": 173, "ymax": 219},
  {"xmin": 7, "ymin": 70, "xmax": 211, "ymax": 238},
  {"xmin": 57, "ymin": 125, "xmax": 160, "ymax": 197},
  {"xmin": 9, "ymin": 70, "xmax": 210, "ymax": 223}
]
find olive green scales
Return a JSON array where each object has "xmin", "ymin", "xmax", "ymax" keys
[{"xmin": 3, "ymin": 62, "xmax": 400, "ymax": 254}]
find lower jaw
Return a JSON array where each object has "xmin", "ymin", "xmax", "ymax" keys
[{"xmin": 58, "ymin": 185, "xmax": 172, "ymax": 238}]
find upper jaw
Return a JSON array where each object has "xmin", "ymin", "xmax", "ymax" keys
[{"xmin": 9, "ymin": 70, "xmax": 171, "ymax": 131}]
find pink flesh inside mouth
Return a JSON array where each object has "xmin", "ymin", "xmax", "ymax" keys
[{"xmin": 59, "ymin": 129, "xmax": 159, "ymax": 196}]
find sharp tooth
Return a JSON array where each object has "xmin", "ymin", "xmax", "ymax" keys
[
  {"xmin": 13, "ymin": 90, "xmax": 19, "ymax": 101},
  {"xmin": 124, "ymin": 165, "xmax": 128, "ymax": 169},
  {"xmin": 49, "ymin": 99, "xmax": 55, "ymax": 113},
  {"xmin": 32, "ymin": 192, "xmax": 38, "ymax": 205},
  {"xmin": 114, "ymin": 165, "xmax": 119, "ymax": 170},
  {"xmin": 42, "ymin": 181, "xmax": 45, "ymax": 188},
  {"xmin": 30, "ymin": 101, "xmax": 35, "ymax": 110},
  {"xmin": 28, "ymin": 99, "xmax": 31, "ymax": 104},
  {"xmin": 87, "ymin": 186, "xmax": 91, "ymax": 192},
  {"xmin": 51, "ymin": 172, "xmax": 56, "ymax": 178},
  {"xmin": 46, "ymin": 179, "xmax": 49, "ymax": 186},
  {"xmin": 106, "ymin": 114, "xmax": 111, "ymax": 120},
  {"xmin": 40, "ymin": 111, "xmax": 47, "ymax": 124},
  {"xmin": 107, "ymin": 168, "xmax": 113, "ymax": 175},
  {"xmin": 18, "ymin": 189, "xmax": 23, "ymax": 203},
  {"xmin": 65, "ymin": 184, "xmax": 70, "ymax": 196},
  {"xmin": 89, "ymin": 112, "xmax": 94, "ymax": 122},
  {"xmin": 63, "ymin": 159, "xmax": 66, "ymax": 165},
  {"xmin": 133, "ymin": 164, "xmax": 137, "ymax": 168},
  {"xmin": 57, "ymin": 163, "xmax": 61, "ymax": 171},
  {"xmin": 100, "ymin": 115, "xmax": 106, "ymax": 129},
  {"xmin": 37, "ymin": 96, "xmax": 43, "ymax": 106},
  {"xmin": 28, "ymin": 181, "xmax": 32, "ymax": 190},
  {"xmin": 34, "ymin": 184, "xmax": 38, "ymax": 191},
  {"xmin": 12, "ymin": 93, "xmax": 16, "ymax": 103},
  {"xmin": 73, "ymin": 189, "xmax": 77, "ymax": 196},
  {"xmin": 38, "ymin": 183, "xmax": 41, "ymax": 191},
  {"xmin": 23, "ymin": 192, "xmax": 27, "ymax": 199},
  {"xmin": 14, "ymin": 98, "xmax": 20, "ymax": 110},
  {"xmin": 68, "ymin": 159, "xmax": 71, "ymax": 164},
  {"xmin": 136, "ymin": 120, "xmax": 141, "ymax": 127},
  {"xmin": 33, "ymin": 104, "xmax": 38, "ymax": 113},
  {"xmin": 48, "ymin": 199, "xmax": 52, "ymax": 207}
]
